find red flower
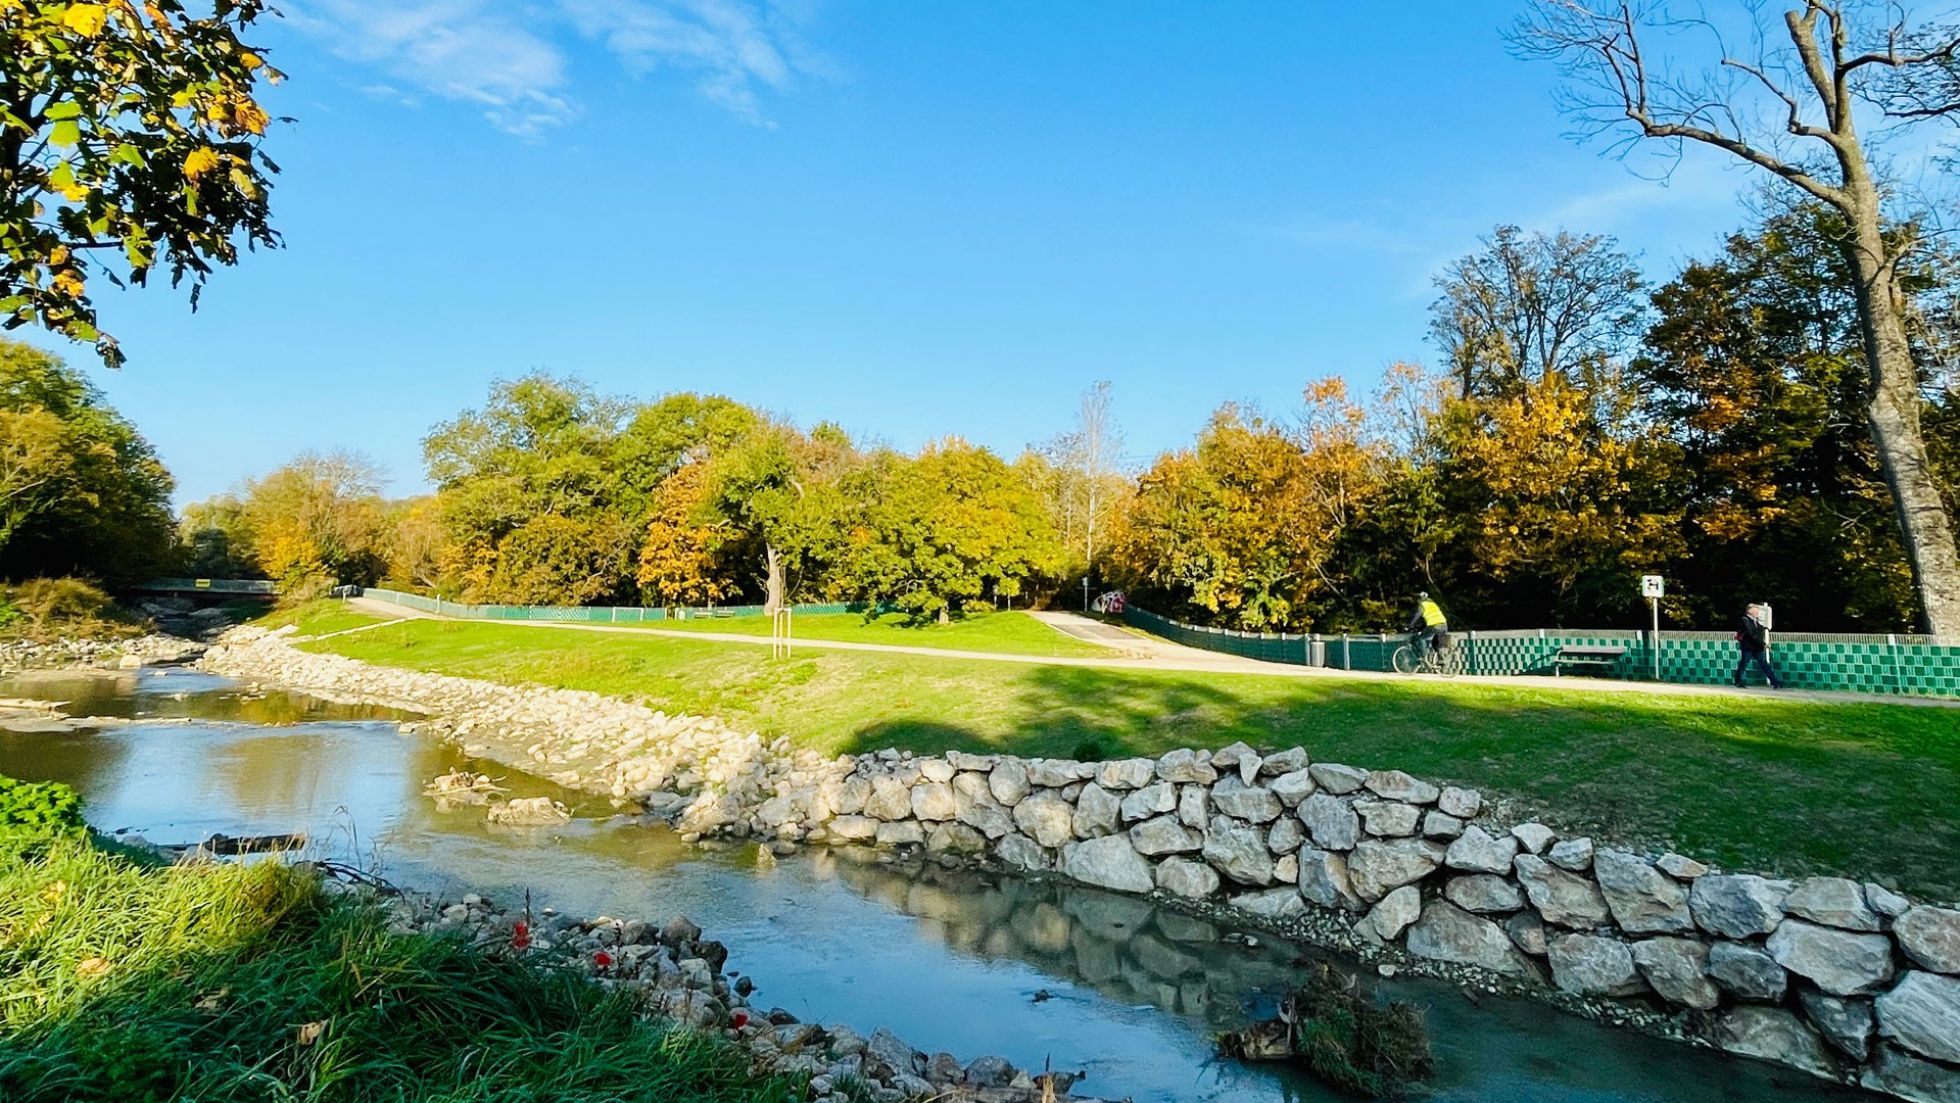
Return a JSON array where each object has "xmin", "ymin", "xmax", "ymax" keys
[
  {"xmin": 592, "ymin": 950, "xmax": 614, "ymax": 969},
  {"xmin": 510, "ymin": 921, "xmax": 532, "ymax": 952},
  {"xmin": 730, "ymin": 1011, "xmax": 750, "ymax": 1029}
]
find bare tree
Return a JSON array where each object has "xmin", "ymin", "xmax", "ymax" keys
[
  {"xmin": 1078, "ymin": 380, "xmax": 1120, "ymax": 573},
  {"xmin": 1514, "ymin": 1, "xmax": 1960, "ymax": 634}
]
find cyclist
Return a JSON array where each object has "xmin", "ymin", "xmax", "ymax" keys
[{"xmin": 1406, "ymin": 591, "xmax": 1448, "ymax": 661}]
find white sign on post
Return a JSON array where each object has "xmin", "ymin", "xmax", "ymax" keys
[
  {"xmin": 1641, "ymin": 575, "xmax": 1665, "ymax": 598},
  {"xmin": 1641, "ymin": 576, "xmax": 1664, "ymax": 680}
]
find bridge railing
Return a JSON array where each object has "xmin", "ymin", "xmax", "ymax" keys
[{"xmin": 135, "ymin": 578, "xmax": 279, "ymax": 595}]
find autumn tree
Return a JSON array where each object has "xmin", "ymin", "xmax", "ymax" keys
[
  {"xmin": 230, "ymin": 451, "xmax": 388, "ymax": 589},
  {"xmin": 3, "ymin": 0, "xmax": 284, "ymax": 365},
  {"xmin": 636, "ymin": 462, "xmax": 732, "ymax": 608},
  {"xmin": 1515, "ymin": 0, "xmax": 1960, "ymax": 633}
]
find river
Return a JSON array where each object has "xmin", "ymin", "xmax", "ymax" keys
[{"xmin": 0, "ymin": 666, "xmax": 1874, "ymax": 1103}]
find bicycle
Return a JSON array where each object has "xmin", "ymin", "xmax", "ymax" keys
[{"xmin": 1391, "ymin": 634, "xmax": 1464, "ymax": 677}]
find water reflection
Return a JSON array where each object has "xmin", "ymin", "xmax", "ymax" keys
[{"xmin": 0, "ymin": 673, "xmax": 1873, "ymax": 1103}]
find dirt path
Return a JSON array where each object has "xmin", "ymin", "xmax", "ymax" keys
[{"xmin": 342, "ymin": 598, "xmax": 1959, "ymax": 710}]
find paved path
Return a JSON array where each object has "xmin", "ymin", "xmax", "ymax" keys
[{"xmin": 341, "ymin": 598, "xmax": 1958, "ymax": 710}]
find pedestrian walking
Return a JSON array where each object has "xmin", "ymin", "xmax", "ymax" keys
[{"xmin": 1734, "ymin": 603, "xmax": 1782, "ymax": 689}]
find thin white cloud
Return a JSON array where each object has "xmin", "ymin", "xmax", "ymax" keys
[{"xmin": 285, "ymin": 0, "xmax": 820, "ymax": 136}]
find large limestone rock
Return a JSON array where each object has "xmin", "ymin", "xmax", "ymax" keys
[
  {"xmin": 877, "ymin": 820, "xmax": 924, "ymax": 847},
  {"xmin": 1707, "ymin": 940, "xmax": 1788, "ymax": 1001},
  {"xmin": 1867, "ymin": 883, "xmax": 1913, "ymax": 919},
  {"xmin": 1129, "ymin": 815, "xmax": 1203, "ymax": 856},
  {"xmin": 1862, "ymin": 1045, "xmax": 1960, "ymax": 1103},
  {"xmin": 1510, "ymin": 822, "xmax": 1557, "ymax": 855},
  {"xmin": 823, "ymin": 776, "xmax": 870, "ymax": 816},
  {"xmin": 1156, "ymin": 856, "xmax": 1220, "ymax": 899},
  {"xmin": 953, "ymin": 773, "xmax": 1015, "ymax": 838},
  {"xmin": 1210, "ymin": 777, "xmax": 1282, "ymax": 823},
  {"xmin": 1421, "ymin": 811, "xmax": 1465, "ymax": 839},
  {"xmin": 1689, "ymin": 874, "xmax": 1792, "ymax": 939},
  {"xmin": 1630, "ymin": 938, "xmax": 1720, "ymax": 1010},
  {"xmin": 910, "ymin": 781, "xmax": 958, "ymax": 822},
  {"xmin": 1260, "ymin": 747, "xmax": 1309, "ymax": 775},
  {"xmin": 1896, "ymin": 906, "xmax": 1960, "ymax": 974},
  {"xmin": 1356, "ymin": 800, "xmax": 1420, "ymax": 837},
  {"xmin": 1155, "ymin": 749, "xmax": 1218, "ymax": 784},
  {"xmin": 1364, "ymin": 770, "xmax": 1439, "ymax": 804},
  {"xmin": 1506, "ymin": 911, "xmax": 1548, "ymax": 956},
  {"xmin": 1232, "ymin": 887, "xmax": 1307, "ymax": 919},
  {"xmin": 1798, "ymin": 990, "xmax": 1875, "ymax": 1061},
  {"xmin": 1547, "ymin": 837, "xmax": 1594, "ymax": 872},
  {"xmin": 1028, "ymin": 759, "xmax": 1090, "ymax": 787},
  {"xmin": 1297, "ymin": 848, "xmax": 1364, "ymax": 912},
  {"xmin": 1876, "ymin": 971, "xmax": 1960, "ymax": 1065},
  {"xmin": 994, "ymin": 833, "xmax": 1050, "ymax": 871},
  {"xmin": 1072, "ymin": 783, "xmax": 1121, "ymax": 838},
  {"xmin": 1359, "ymin": 885, "xmax": 1423, "ymax": 942},
  {"xmin": 1437, "ymin": 786, "xmax": 1482, "ymax": 819},
  {"xmin": 1299, "ymin": 793, "xmax": 1361, "ymax": 851},
  {"xmin": 1783, "ymin": 877, "xmax": 1881, "ymax": 932},
  {"xmin": 1513, "ymin": 854, "xmax": 1610, "ymax": 928},
  {"xmin": 1405, "ymin": 900, "xmax": 1537, "ymax": 978},
  {"xmin": 927, "ymin": 822, "xmax": 986, "ymax": 855},
  {"xmin": 1177, "ymin": 784, "xmax": 1208, "ymax": 829},
  {"xmin": 1012, "ymin": 792, "xmax": 1076, "ymax": 848},
  {"xmin": 1347, "ymin": 838, "xmax": 1445, "ymax": 902},
  {"xmin": 1119, "ymin": 781, "xmax": 1175, "ymax": 822},
  {"xmin": 1656, "ymin": 853, "xmax": 1709, "ymax": 880},
  {"xmin": 1202, "ymin": 816, "xmax": 1276, "ymax": 886},
  {"xmin": 1444, "ymin": 826, "xmax": 1518, "ymax": 874},
  {"xmin": 865, "ymin": 775, "xmax": 913, "ymax": 821},
  {"xmin": 1059, "ymin": 835, "xmax": 1154, "ymax": 894},
  {"xmin": 1266, "ymin": 816, "xmax": 1305, "ymax": 854},
  {"xmin": 1765, "ymin": 919, "xmax": 1895, "ymax": 996},
  {"xmin": 1095, "ymin": 758, "xmax": 1156, "ymax": 790},
  {"xmin": 1445, "ymin": 874, "xmax": 1524, "ymax": 914},
  {"xmin": 1592, "ymin": 848, "xmax": 1693, "ymax": 934},
  {"xmin": 829, "ymin": 814, "xmax": 878, "ymax": 841},
  {"xmin": 988, "ymin": 761, "xmax": 1031, "ymax": 806},
  {"xmin": 918, "ymin": 758, "xmax": 956, "ymax": 783},
  {"xmin": 1268, "ymin": 769, "xmax": 1316, "ymax": 807},
  {"xmin": 1307, "ymin": 762, "xmax": 1368, "ymax": 794},
  {"xmin": 1712, "ymin": 1007, "xmax": 1837, "ymax": 1078},
  {"xmin": 1548, "ymin": 933, "xmax": 1644, "ymax": 997}
]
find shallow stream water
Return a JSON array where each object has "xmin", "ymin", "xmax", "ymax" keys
[{"xmin": 0, "ymin": 667, "xmax": 1875, "ymax": 1103}]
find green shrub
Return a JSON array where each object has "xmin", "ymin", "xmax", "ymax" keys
[
  {"xmin": 0, "ymin": 598, "xmax": 22, "ymax": 631},
  {"xmin": 8, "ymin": 577, "xmax": 113, "ymax": 624},
  {"xmin": 0, "ymin": 775, "xmax": 84, "ymax": 833}
]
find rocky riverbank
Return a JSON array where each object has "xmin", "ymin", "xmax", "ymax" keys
[
  {"xmin": 0, "ymin": 632, "xmax": 203, "ymax": 675},
  {"xmin": 200, "ymin": 624, "xmax": 1960, "ymax": 1103}
]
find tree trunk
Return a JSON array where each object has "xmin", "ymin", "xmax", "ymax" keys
[
  {"xmin": 1842, "ymin": 205, "xmax": 1960, "ymax": 635},
  {"xmin": 762, "ymin": 544, "xmax": 786, "ymax": 615}
]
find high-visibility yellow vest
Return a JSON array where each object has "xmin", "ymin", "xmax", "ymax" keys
[{"xmin": 1418, "ymin": 599, "xmax": 1446, "ymax": 627}]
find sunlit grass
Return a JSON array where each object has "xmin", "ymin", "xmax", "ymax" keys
[{"xmin": 625, "ymin": 609, "xmax": 1112, "ymax": 658}]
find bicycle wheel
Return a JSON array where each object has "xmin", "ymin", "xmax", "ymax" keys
[
  {"xmin": 1438, "ymin": 647, "xmax": 1465, "ymax": 678},
  {"xmin": 1391, "ymin": 645, "xmax": 1417, "ymax": 675}
]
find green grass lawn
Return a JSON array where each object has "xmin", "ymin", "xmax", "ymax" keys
[
  {"xmin": 633, "ymin": 609, "xmax": 1113, "ymax": 657},
  {"xmin": 301, "ymin": 617, "xmax": 1960, "ymax": 901},
  {"xmin": 255, "ymin": 600, "xmax": 387, "ymax": 637}
]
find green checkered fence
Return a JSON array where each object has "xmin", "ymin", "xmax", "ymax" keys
[
  {"xmin": 357, "ymin": 588, "xmax": 881, "ymax": 626},
  {"xmin": 1121, "ymin": 606, "xmax": 1960, "ymax": 700}
]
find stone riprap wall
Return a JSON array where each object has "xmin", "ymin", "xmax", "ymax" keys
[
  {"xmin": 203, "ymin": 627, "xmax": 1960, "ymax": 1103},
  {"xmin": 0, "ymin": 633, "xmax": 203, "ymax": 674}
]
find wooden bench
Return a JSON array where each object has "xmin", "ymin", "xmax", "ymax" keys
[{"xmin": 1552, "ymin": 645, "xmax": 1626, "ymax": 677}]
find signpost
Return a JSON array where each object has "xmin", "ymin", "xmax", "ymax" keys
[{"xmin": 1641, "ymin": 575, "xmax": 1665, "ymax": 680}]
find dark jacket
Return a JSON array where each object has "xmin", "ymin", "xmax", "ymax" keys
[{"xmin": 1737, "ymin": 613, "xmax": 1769, "ymax": 651}]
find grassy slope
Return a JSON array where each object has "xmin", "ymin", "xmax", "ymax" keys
[
  {"xmin": 631, "ymin": 609, "xmax": 1112, "ymax": 657},
  {"xmin": 0, "ymin": 818, "xmax": 793, "ymax": 1103},
  {"xmin": 302, "ymin": 618, "xmax": 1960, "ymax": 900},
  {"xmin": 256, "ymin": 601, "xmax": 387, "ymax": 637}
]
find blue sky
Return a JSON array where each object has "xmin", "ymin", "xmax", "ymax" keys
[{"xmin": 43, "ymin": 1, "xmax": 1787, "ymax": 503}]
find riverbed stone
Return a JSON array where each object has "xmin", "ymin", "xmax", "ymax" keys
[
  {"xmin": 1548, "ymin": 933, "xmax": 1644, "ymax": 997},
  {"xmin": 1307, "ymin": 762, "xmax": 1369, "ymax": 794},
  {"xmin": 865, "ymin": 776, "xmax": 912, "ymax": 821},
  {"xmin": 1129, "ymin": 815, "xmax": 1203, "ymax": 856},
  {"xmin": 1784, "ymin": 877, "xmax": 1881, "ymax": 932},
  {"xmin": 1548, "ymin": 837, "xmax": 1594, "ymax": 871},
  {"xmin": 1364, "ymin": 770, "xmax": 1439, "ymax": 804},
  {"xmin": 1799, "ymin": 990, "xmax": 1875, "ymax": 1060},
  {"xmin": 1155, "ymin": 749, "xmax": 1217, "ymax": 784},
  {"xmin": 1510, "ymin": 822, "xmax": 1557, "ymax": 854},
  {"xmin": 1359, "ymin": 886, "xmax": 1423, "ymax": 943},
  {"xmin": 1445, "ymin": 826, "xmax": 1518, "ymax": 874},
  {"xmin": 1268, "ymin": 769, "xmax": 1316, "ymax": 807},
  {"xmin": 1233, "ymin": 887, "xmax": 1307, "ymax": 919},
  {"xmin": 1630, "ymin": 938, "xmax": 1720, "ymax": 1010},
  {"xmin": 1862, "ymin": 1045, "xmax": 1960, "ymax": 1103},
  {"xmin": 1766, "ymin": 919, "xmax": 1894, "ymax": 996},
  {"xmin": 1300, "ymin": 793, "xmax": 1361, "ymax": 851},
  {"xmin": 1656, "ymin": 853, "xmax": 1709, "ymax": 880},
  {"xmin": 1437, "ymin": 786, "xmax": 1482, "ymax": 819},
  {"xmin": 1177, "ymin": 784, "xmax": 1208, "ymax": 829},
  {"xmin": 988, "ymin": 761, "xmax": 1031, "ymax": 806},
  {"xmin": 1267, "ymin": 816, "xmax": 1305, "ymax": 854},
  {"xmin": 994, "ymin": 833, "xmax": 1050, "ymax": 871},
  {"xmin": 1156, "ymin": 857, "xmax": 1220, "ymax": 899},
  {"xmin": 1059, "ymin": 835, "xmax": 1154, "ymax": 894},
  {"xmin": 1012, "ymin": 793, "xmax": 1076, "ymax": 848},
  {"xmin": 1356, "ymin": 799, "xmax": 1420, "ymax": 837},
  {"xmin": 1876, "ymin": 971, "xmax": 1960, "ymax": 1064},
  {"xmin": 1896, "ymin": 907, "xmax": 1960, "ymax": 974},
  {"xmin": 1513, "ymin": 854, "xmax": 1610, "ymax": 928},
  {"xmin": 1707, "ymin": 940, "xmax": 1788, "ymax": 1001},
  {"xmin": 1347, "ymin": 838, "xmax": 1445, "ymax": 902},
  {"xmin": 1072, "ymin": 783, "xmax": 1121, "ymax": 838},
  {"xmin": 1421, "ymin": 811, "xmax": 1465, "ymax": 839},
  {"xmin": 1713, "ymin": 1007, "xmax": 1836, "ymax": 1078},
  {"xmin": 1690, "ymin": 874, "xmax": 1792, "ymax": 939},
  {"xmin": 1506, "ymin": 911, "xmax": 1548, "ymax": 956},
  {"xmin": 1296, "ymin": 848, "xmax": 1364, "ymax": 912},
  {"xmin": 1095, "ymin": 758, "xmax": 1156, "ymax": 790},
  {"xmin": 1866, "ymin": 883, "xmax": 1912, "ymax": 919},
  {"xmin": 1120, "ymin": 782, "xmax": 1175, "ymax": 822},
  {"xmin": 1202, "ymin": 816, "xmax": 1276, "ymax": 886},
  {"xmin": 910, "ymin": 781, "xmax": 957, "ymax": 822},
  {"xmin": 1210, "ymin": 777, "xmax": 1282, "ymax": 823},
  {"xmin": 1445, "ymin": 874, "xmax": 1525, "ymax": 914},
  {"xmin": 1593, "ymin": 848, "xmax": 1693, "ymax": 934},
  {"xmin": 1405, "ymin": 900, "xmax": 1538, "ymax": 978}
]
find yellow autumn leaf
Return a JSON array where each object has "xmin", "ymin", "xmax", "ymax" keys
[
  {"xmin": 76, "ymin": 957, "xmax": 113, "ymax": 979},
  {"xmin": 62, "ymin": 3, "xmax": 107, "ymax": 35},
  {"xmin": 53, "ymin": 271, "xmax": 86, "ymax": 297},
  {"xmin": 234, "ymin": 101, "xmax": 269, "ymax": 135},
  {"xmin": 182, "ymin": 146, "xmax": 219, "ymax": 180},
  {"xmin": 240, "ymin": 50, "xmax": 263, "ymax": 69}
]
